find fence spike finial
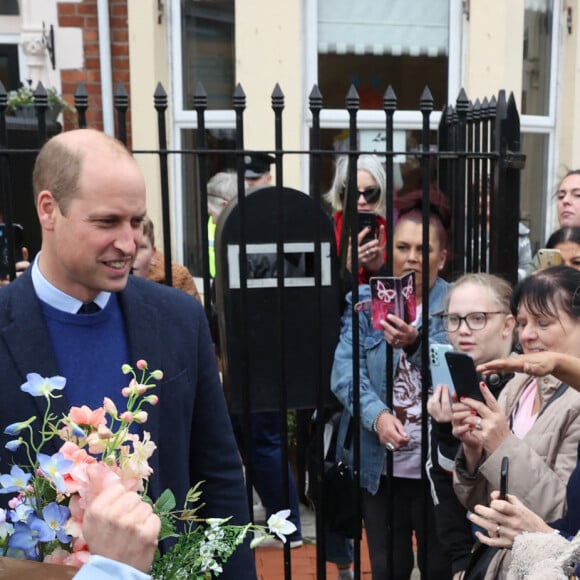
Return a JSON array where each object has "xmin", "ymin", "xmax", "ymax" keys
[
  {"xmin": 345, "ymin": 84, "xmax": 359, "ymax": 111},
  {"xmin": 154, "ymin": 82, "xmax": 168, "ymax": 111},
  {"xmin": 419, "ymin": 86, "xmax": 433, "ymax": 112},
  {"xmin": 309, "ymin": 84, "xmax": 323, "ymax": 111},
  {"xmin": 383, "ymin": 85, "xmax": 397, "ymax": 112},
  {"xmin": 232, "ymin": 83, "xmax": 246, "ymax": 111},
  {"xmin": 271, "ymin": 83, "xmax": 284, "ymax": 110}
]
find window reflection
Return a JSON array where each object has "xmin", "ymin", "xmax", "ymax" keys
[
  {"xmin": 181, "ymin": 0, "xmax": 235, "ymax": 110},
  {"xmin": 522, "ymin": 0, "xmax": 553, "ymax": 115}
]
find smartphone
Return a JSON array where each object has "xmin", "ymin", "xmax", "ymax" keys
[
  {"xmin": 444, "ymin": 351, "xmax": 484, "ymax": 402},
  {"xmin": 358, "ymin": 211, "xmax": 376, "ymax": 244},
  {"xmin": 537, "ymin": 248, "xmax": 563, "ymax": 268},
  {"xmin": 0, "ymin": 223, "xmax": 24, "ymax": 279},
  {"xmin": 500, "ymin": 456, "xmax": 509, "ymax": 500},
  {"xmin": 429, "ymin": 343, "xmax": 454, "ymax": 393}
]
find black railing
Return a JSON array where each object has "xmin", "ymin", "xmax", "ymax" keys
[{"xmin": 0, "ymin": 79, "xmax": 525, "ymax": 580}]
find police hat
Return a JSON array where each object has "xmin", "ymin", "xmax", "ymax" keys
[{"xmin": 244, "ymin": 152, "xmax": 275, "ymax": 179}]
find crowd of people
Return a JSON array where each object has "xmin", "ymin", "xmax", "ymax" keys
[{"xmin": 4, "ymin": 131, "xmax": 580, "ymax": 580}]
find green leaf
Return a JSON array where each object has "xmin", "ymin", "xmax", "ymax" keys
[{"xmin": 155, "ymin": 488, "xmax": 176, "ymax": 513}]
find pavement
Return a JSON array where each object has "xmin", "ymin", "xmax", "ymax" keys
[{"xmin": 253, "ymin": 502, "xmax": 420, "ymax": 579}]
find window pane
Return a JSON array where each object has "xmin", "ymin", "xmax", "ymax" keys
[
  {"xmin": 522, "ymin": 0, "xmax": 553, "ymax": 115},
  {"xmin": 318, "ymin": 0, "xmax": 449, "ymax": 110},
  {"xmin": 181, "ymin": 0, "xmax": 235, "ymax": 110},
  {"xmin": 0, "ymin": 0, "xmax": 18, "ymax": 15},
  {"xmin": 520, "ymin": 132, "xmax": 549, "ymax": 251}
]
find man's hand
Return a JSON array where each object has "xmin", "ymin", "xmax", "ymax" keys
[{"xmin": 82, "ymin": 475, "xmax": 160, "ymax": 573}]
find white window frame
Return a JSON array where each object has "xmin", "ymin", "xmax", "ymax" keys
[
  {"xmin": 519, "ymin": 0, "xmax": 561, "ymax": 235},
  {"xmin": 301, "ymin": 0, "xmax": 464, "ymax": 193}
]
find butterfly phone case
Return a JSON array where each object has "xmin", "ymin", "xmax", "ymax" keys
[{"xmin": 369, "ymin": 271, "xmax": 416, "ymax": 330}]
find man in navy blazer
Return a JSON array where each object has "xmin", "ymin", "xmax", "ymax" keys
[{"xmin": 0, "ymin": 129, "xmax": 256, "ymax": 578}]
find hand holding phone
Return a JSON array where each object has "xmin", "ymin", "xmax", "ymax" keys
[
  {"xmin": 429, "ymin": 343, "xmax": 454, "ymax": 393},
  {"xmin": 445, "ymin": 351, "xmax": 485, "ymax": 403},
  {"xmin": 500, "ymin": 456, "xmax": 509, "ymax": 500}
]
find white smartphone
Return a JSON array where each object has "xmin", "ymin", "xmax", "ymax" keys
[{"xmin": 429, "ymin": 343, "xmax": 454, "ymax": 393}]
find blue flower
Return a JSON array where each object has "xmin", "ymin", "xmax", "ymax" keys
[
  {"xmin": 20, "ymin": 373, "xmax": 66, "ymax": 397},
  {"xmin": 5, "ymin": 439, "xmax": 22, "ymax": 452},
  {"xmin": 37, "ymin": 453, "xmax": 73, "ymax": 493},
  {"xmin": 4, "ymin": 416, "xmax": 35, "ymax": 436},
  {"xmin": 0, "ymin": 465, "xmax": 32, "ymax": 494},
  {"xmin": 41, "ymin": 502, "xmax": 71, "ymax": 544},
  {"xmin": 10, "ymin": 499, "xmax": 35, "ymax": 523},
  {"xmin": 8, "ymin": 520, "xmax": 43, "ymax": 560}
]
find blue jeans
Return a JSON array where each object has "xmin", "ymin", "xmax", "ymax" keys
[
  {"xmin": 326, "ymin": 530, "xmax": 353, "ymax": 565},
  {"xmin": 232, "ymin": 411, "xmax": 302, "ymax": 540}
]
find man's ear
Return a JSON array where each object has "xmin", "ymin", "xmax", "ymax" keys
[{"xmin": 37, "ymin": 190, "xmax": 58, "ymax": 231}]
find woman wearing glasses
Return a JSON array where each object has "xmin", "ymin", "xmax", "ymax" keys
[
  {"xmin": 427, "ymin": 274, "xmax": 516, "ymax": 580},
  {"xmin": 325, "ymin": 154, "xmax": 387, "ymax": 285},
  {"xmin": 451, "ymin": 265, "xmax": 580, "ymax": 579}
]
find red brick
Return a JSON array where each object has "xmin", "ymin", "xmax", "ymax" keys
[
  {"xmin": 113, "ymin": 71, "xmax": 130, "ymax": 84},
  {"xmin": 110, "ymin": 3, "xmax": 128, "ymax": 17},
  {"xmin": 84, "ymin": 28, "xmax": 99, "ymax": 42},
  {"xmin": 112, "ymin": 29, "xmax": 128, "ymax": 43},
  {"xmin": 84, "ymin": 43, "xmax": 100, "ymax": 56},
  {"xmin": 112, "ymin": 56, "xmax": 129, "ymax": 71},
  {"xmin": 59, "ymin": 15, "xmax": 84, "ymax": 27},
  {"xmin": 62, "ymin": 69, "xmax": 87, "ymax": 83},
  {"xmin": 84, "ymin": 16, "xmax": 98, "ymax": 29},
  {"xmin": 85, "ymin": 56, "xmax": 100, "ymax": 70},
  {"xmin": 77, "ymin": 2, "xmax": 98, "ymax": 16},
  {"xmin": 110, "ymin": 43, "xmax": 129, "ymax": 57},
  {"xmin": 57, "ymin": 3, "xmax": 76, "ymax": 16}
]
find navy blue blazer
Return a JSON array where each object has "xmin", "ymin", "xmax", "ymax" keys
[{"xmin": 0, "ymin": 270, "xmax": 256, "ymax": 578}]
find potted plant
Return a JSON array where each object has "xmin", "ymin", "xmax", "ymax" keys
[{"xmin": 6, "ymin": 81, "xmax": 75, "ymax": 121}]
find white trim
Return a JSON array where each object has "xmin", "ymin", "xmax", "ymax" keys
[{"xmin": 227, "ymin": 242, "xmax": 332, "ymax": 289}]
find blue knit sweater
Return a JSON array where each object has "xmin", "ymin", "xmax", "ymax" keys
[{"xmin": 40, "ymin": 294, "xmax": 131, "ymax": 413}]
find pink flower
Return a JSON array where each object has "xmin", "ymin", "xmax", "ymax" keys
[
  {"xmin": 119, "ymin": 411, "xmax": 133, "ymax": 423},
  {"xmin": 145, "ymin": 394, "xmax": 159, "ymax": 406},
  {"xmin": 58, "ymin": 441, "xmax": 97, "ymax": 494},
  {"xmin": 133, "ymin": 411, "xmax": 148, "ymax": 424},
  {"xmin": 102, "ymin": 397, "xmax": 118, "ymax": 417},
  {"xmin": 44, "ymin": 547, "xmax": 76, "ymax": 567},
  {"xmin": 64, "ymin": 549, "xmax": 91, "ymax": 568},
  {"xmin": 68, "ymin": 405, "xmax": 106, "ymax": 429},
  {"xmin": 86, "ymin": 432, "xmax": 107, "ymax": 455},
  {"xmin": 136, "ymin": 359, "xmax": 148, "ymax": 370}
]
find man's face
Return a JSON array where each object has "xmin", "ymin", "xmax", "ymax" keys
[
  {"xmin": 39, "ymin": 154, "xmax": 146, "ymax": 302},
  {"xmin": 245, "ymin": 172, "xmax": 272, "ymax": 189}
]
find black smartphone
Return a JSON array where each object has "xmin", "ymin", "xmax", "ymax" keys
[
  {"xmin": 500, "ymin": 456, "xmax": 509, "ymax": 500},
  {"xmin": 0, "ymin": 223, "xmax": 24, "ymax": 279},
  {"xmin": 444, "ymin": 351, "xmax": 484, "ymax": 403},
  {"xmin": 358, "ymin": 211, "xmax": 376, "ymax": 244}
]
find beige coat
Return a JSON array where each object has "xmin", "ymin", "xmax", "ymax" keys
[{"xmin": 454, "ymin": 372, "xmax": 580, "ymax": 579}]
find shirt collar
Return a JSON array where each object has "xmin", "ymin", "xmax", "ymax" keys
[{"xmin": 31, "ymin": 253, "xmax": 111, "ymax": 314}]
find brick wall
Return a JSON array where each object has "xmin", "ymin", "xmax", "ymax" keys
[{"xmin": 57, "ymin": 0, "xmax": 132, "ymax": 144}]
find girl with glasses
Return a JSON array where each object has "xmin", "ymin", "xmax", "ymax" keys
[
  {"xmin": 451, "ymin": 266, "xmax": 580, "ymax": 579},
  {"xmin": 427, "ymin": 274, "xmax": 515, "ymax": 580},
  {"xmin": 325, "ymin": 154, "xmax": 387, "ymax": 286}
]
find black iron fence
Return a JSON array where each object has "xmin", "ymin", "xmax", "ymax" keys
[{"xmin": 0, "ymin": 80, "xmax": 525, "ymax": 579}]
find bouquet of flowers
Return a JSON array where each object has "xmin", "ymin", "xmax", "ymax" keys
[{"xmin": 0, "ymin": 360, "xmax": 295, "ymax": 578}]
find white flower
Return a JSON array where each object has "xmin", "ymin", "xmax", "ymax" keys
[{"xmin": 266, "ymin": 509, "xmax": 297, "ymax": 542}]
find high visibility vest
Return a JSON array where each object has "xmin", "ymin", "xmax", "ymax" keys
[{"xmin": 208, "ymin": 217, "xmax": 217, "ymax": 277}]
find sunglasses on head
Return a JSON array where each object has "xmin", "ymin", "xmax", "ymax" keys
[{"xmin": 341, "ymin": 186, "xmax": 381, "ymax": 205}]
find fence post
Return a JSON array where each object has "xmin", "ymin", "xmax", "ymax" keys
[
  {"xmin": 74, "ymin": 83, "xmax": 89, "ymax": 129},
  {"xmin": 154, "ymin": 83, "xmax": 173, "ymax": 287},
  {"xmin": 492, "ymin": 91, "xmax": 525, "ymax": 284}
]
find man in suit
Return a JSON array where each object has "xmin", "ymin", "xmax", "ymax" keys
[{"xmin": 0, "ymin": 129, "xmax": 256, "ymax": 578}]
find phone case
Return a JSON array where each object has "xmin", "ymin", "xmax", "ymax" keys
[
  {"xmin": 369, "ymin": 271, "xmax": 416, "ymax": 330},
  {"xmin": 358, "ymin": 211, "xmax": 376, "ymax": 244},
  {"xmin": 429, "ymin": 343, "xmax": 454, "ymax": 393},
  {"xmin": 0, "ymin": 223, "xmax": 24, "ymax": 279},
  {"xmin": 537, "ymin": 248, "xmax": 563, "ymax": 268},
  {"xmin": 444, "ymin": 351, "xmax": 484, "ymax": 402}
]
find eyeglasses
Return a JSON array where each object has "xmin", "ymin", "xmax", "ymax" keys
[
  {"xmin": 341, "ymin": 186, "xmax": 381, "ymax": 205},
  {"xmin": 440, "ymin": 311, "xmax": 508, "ymax": 332}
]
